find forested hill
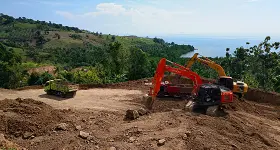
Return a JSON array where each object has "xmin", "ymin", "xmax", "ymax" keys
[
  {"xmin": 0, "ymin": 13, "xmax": 194, "ymax": 88},
  {"xmin": 2, "ymin": 13, "xmax": 280, "ymax": 93}
]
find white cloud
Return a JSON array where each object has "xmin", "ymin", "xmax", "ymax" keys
[
  {"xmin": 96, "ymin": 3, "xmax": 126, "ymax": 14},
  {"xmin": 55, "ymin": 11, "xmax": 75, "ymax": 20},
  {"xmin": 82, "ymin": 3, "xmax": 127, "ymax": 17},
  {"xmin": 55, "ymin": 3, "xmax": 193, "ymax": 35},
  {"xmin": 246, "ymin": 0, "xmax": 259, "ymax": 2},
  {"xmin": 55, "ymin": 1, "xmax": 280, "ymax": 36}
]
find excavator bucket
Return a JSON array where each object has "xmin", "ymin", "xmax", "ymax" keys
[
  {"xmin": 145, "ymin": 96, "xmax": 154, "ymax": 110},
  {"xmin": 146, "ymin": 58, "xmax": 166, "ymax": 109}
]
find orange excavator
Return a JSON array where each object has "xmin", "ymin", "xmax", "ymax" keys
[{"xmin": 146, "ymin": 58, "xmax": 233, "ymax": 116}]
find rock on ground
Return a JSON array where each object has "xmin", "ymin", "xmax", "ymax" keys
[
  {"xmin": 125, "ymin": 109, "xmax": 139, "ymax": 120},
  {"xmin": 157, "ymin": 139, "xmax": 166, "ymax": 146},
  {"xmin": 56, "ymin": 123, "xmax": 68, "ymax": 131},
  {"xmin": 108, "ymin": 147, "xmax": 117, "ymax": 150},
  {"xmin": 0, "ymin": 134, "xmax": 26, "ymax": 149},
  {"xmin": 75, "ymin": 125, "xmax": 82, "ymax": 130},
  {"xmin": 129, "ymin": 137, "xmax": 136, "ymax": 143},
  {"xmin": 22, "ymin": 132, "xmax": 33, "ymax": 139},
  {"xmin": 137, "ymin": 107, "xmax": 148, "ymax": 116},
  {"xmin": 79, "ymin": 131, "xmax": 90, "ymax": 139}
]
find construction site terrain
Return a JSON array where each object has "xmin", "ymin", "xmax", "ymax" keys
[{"xmin": 0, "ymin": 79, "xmax": 279, "ymax": 150}]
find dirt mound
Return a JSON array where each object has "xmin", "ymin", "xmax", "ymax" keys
[
  {"xmin": 245, "ymin": 88, "xmax": 280, "ymax": 105},
  {"xmin": 130, "ymin": 96, "xmax": 187, "ymax": 113},
  {"xmin": 79, "ymin": 78, "xmax": 152, "ymax": 91},
  {"xmin": 0, "ymin": 134, "xmax": 26, "ymax": 150},
  {"xmin": 0, "ymin": 98, "xmax": 70, "ymax": 139},
  {"xmin": 225, "ymin": 98, "xmax": 280, "ymax": 120},
  {"xmin": 150, "ymin": 98, "xmax": 187, "ymax": 112}
]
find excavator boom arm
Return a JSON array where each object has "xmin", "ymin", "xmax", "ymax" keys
[
  {"xmin": 186, "ymin": 53, "xmax": 227, "ymax": 77},
  {"xmin": 150, "ymin": 58, "xmax": 203, "ymax": 100}
]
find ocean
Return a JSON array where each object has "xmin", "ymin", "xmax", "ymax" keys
[{"xmin": 159, "ymin": 35, "xmax": 280, "ymax": 58}]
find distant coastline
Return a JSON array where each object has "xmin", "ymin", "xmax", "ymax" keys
[{"xmin": 158, "ymin": 35, "xmax": 280, "ymax": 58}]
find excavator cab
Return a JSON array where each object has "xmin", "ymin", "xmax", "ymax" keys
[
  {"xmin": 218, "ymin": 76, "xmax": 234, "ymax": 90},
  {"xmin": 196, "ymin": 84, "xmax": 222, "ymax": 106},
  {"xmin": 196, "ymin": 83, "xmax": 233, "ymax": 106}
]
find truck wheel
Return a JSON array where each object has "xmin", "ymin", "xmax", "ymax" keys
[
  {"xmin": 71, "ymin": 92, "xmax": 76, "ymax": 97},
  {"xmin": 67, "ymin": 91, "xmax": 76, "ymax": 98},
  {"xmin": 46, "ymin": 91, "xmax": 52, "ymax": 95},
  {"xmin": 61, "ymin": 93, "xmax": 66, "ymax": 98},
  {"xmin": 56, "ymin": 91, "xmax": 61, "ymax": 97}
]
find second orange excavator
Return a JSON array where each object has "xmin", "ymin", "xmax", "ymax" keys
[{"xmin": 146, "ymin": 58, "xmax": 233, "ymax": 116}]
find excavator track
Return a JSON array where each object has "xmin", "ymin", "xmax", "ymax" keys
[{"xmin": 205, "ymin": 105, "xmax": 227, "ymax": 117}]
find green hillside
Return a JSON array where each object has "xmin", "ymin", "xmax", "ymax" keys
[
  {"xmin": 0, "ymin": 13, "xmax": 194, "ymax": 88},
  {"xmin": 1, "ymin": 13, "xmax": 280, "ymax": 93}
]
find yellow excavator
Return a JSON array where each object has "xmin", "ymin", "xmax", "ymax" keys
[{"xmin": 185, "ymin": 53, "xmax": 248, "ymax": 98}]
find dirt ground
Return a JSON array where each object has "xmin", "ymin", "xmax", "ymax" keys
[
  {"xmin": 0, "ymin": 88, "xmax": 143, "ymax": 112},
  {"xmin": 0, "ymin": 80, "xmax": 280, "ymax": 150}
]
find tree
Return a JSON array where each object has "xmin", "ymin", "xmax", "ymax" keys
[
  {"xmin": 111, "ymin": 35, "xmax": 116, "ymax": 42},
  {"xmin": 36, "ymin": 72, "xmax": 54, "ymax": 85},
  {"xmin": 0, "ymin": 43, "xmax": 24, "ymax": 88},
  {"xmin": 44, "ymin": 30, "xmax": 49, "ymax": 35},
  {"xmin": 26, "ymin": 48, "xmax": 39, "ymax": 62},
  {"xmin": 109, "ymin": 42, "xmax": 123, "ymax": 74},
  {"xmin": 225, "ymin": 36, "xmax": 280, "ymax": 91},
  {"xmin": 54, "ymin": 33, "xmax": 60, "ymax": 39},
  {"xmin": 28, "ymin": 72, "xmax": 40, "ymax": 85},
  {"xmin": 73, "ymin": 67, "xmax": 102, "ymax": 84},
  {"xmin": 226, "ymin": 48, "xmax": 230, "ymax": 57},
  {"xmin": 153, "ymin": 37, "xmax": 165, "ymax": 44},
  {"xmin": 127, "ymin": 47, "xmax": 150, "ymax": 80}
]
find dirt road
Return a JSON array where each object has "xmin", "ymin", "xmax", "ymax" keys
[
  {"xmin": 0, "ymin": 88, "xmax": 144, "ymax": 111},
  {"xmin": 0, "ymin": 80, "xmax": 280, "ymax": 150}
]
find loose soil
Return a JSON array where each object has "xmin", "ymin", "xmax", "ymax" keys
[{"xmin": 0, "ymin": 79, "xmax": 279, "ymax": 150}]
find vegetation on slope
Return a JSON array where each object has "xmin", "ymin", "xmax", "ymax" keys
[
  {"xmin": 1, "ymin": 13, "xmax": 280, "ymax": 93},
  {"xmin": 0, "ymin": 13, "xmax": 194, "ymax": 88}
]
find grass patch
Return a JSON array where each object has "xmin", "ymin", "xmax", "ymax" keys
[
  {"xmin": 14, "ymin": 23, "xmax": 37, "ymax": 29},
  {"xmin": 43, "ymin": 38, "xmax": 84, "ymax": 49}
]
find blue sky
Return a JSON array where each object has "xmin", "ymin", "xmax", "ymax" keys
[{"xmin": 1, "ymin": 0, "xmax": 280, "ymax": 37}]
